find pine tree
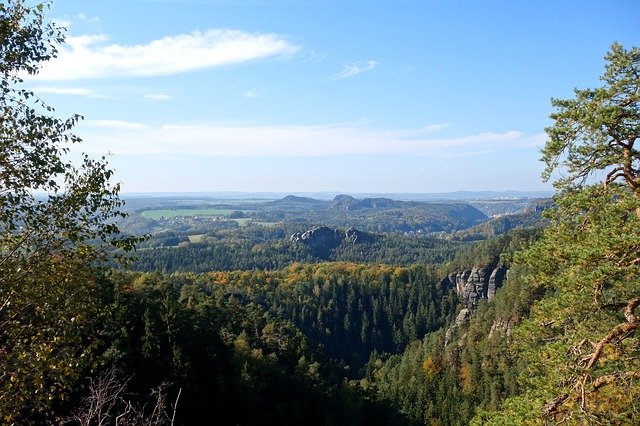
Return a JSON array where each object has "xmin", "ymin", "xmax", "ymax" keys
[{"xmin": 478, "ymin": 43, "xmax": 640, "ymax": 424}]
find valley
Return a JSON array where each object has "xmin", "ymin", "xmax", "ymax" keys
[{"xmin": 2, "ymin": 2, "xmax": 637, "ymax": 424}]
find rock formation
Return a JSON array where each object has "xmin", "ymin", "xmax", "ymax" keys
[
  {"xmin": 443, "ymin": 263, "xmax": 509, "ymax": 345},
  {"xmin": 289, "ymin": 226, "xmax": 375, "ymax": 258},
  {"xmin": 441, "ymin": 263, "xmax": 507, "ymax": 308}
]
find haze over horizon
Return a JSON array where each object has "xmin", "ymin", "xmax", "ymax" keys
[{"xmin": 30, "ymin": 0, "xmax": 639, "ymax": 193}]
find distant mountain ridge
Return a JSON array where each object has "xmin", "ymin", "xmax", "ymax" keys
[
  {"xmin": 450, "ymin": 200, "xmax": 551, "ymax": 241},
  {"xmin": 122, "ymin": 190, "xmax": 554, "ymax": 202}
]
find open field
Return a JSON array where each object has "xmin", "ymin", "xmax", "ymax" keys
[{"xmin": 187, "ymin": 234, "xmax": 205, "ymax": 243}]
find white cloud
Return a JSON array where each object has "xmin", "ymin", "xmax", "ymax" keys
[
  {"xmin": 52, "ymin": 13, "xmax": 100, "ymax": 30},
  {"xmin": 421, "ymin": 123, "xmax": 450, "ymax": 132},
  {"xmin": 243, "ymin": 89, "xmax": 260, "ymax": 98},
  {"xmin": 84, "ymin": 120, "xmax": 149, "ymax": 130},
  {"xmin": 31, "ymin": 29, "xmax": 300, "ymax": 80},
  {"xmin": 75, "ymin": 121, "xmax": 530, "ymax": 158},
  {"xmin": 145, "ymin": 94, "xmax": 173, "ymax": 101},
  {"xmin": 75, "ymin": 13, "xmax": 100, "ymax": 24},
  {"xmin": 329, "ymin": 60, "xmax": 378, "ymax": 80},
  {"xmin": 31, "ymin": 86, "xmax": 108, "ymax": 98}
]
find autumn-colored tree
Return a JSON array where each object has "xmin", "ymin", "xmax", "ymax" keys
[{"xmin": 0, "ymin": 1, "xmax": 135, "ymax": 421}]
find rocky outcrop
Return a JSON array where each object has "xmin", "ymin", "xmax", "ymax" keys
[
  {"xmin": 488, "ymin": 317, "xmax": 514, "ymax": 339},
  {"xmin": 454, "ymin": 308, "xmax": 472, "ymax": 327},
  {"xmin": 442, "ymin": 263, "xmax": 508, "ymax": 308},
  {"xmin": 290, "ymin": 226, "xmax": 343, "ymax": 252},
  {"xmin": 289, "ymin": 226, "xmax": 375, "ymax": 258},
  {"xmin": 443, "ymin": 263, "xmax": 510, "ymax": 347}
]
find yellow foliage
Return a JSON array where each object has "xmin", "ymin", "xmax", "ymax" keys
[
  {"xmin": 422, "ymin": 356, "xmax": 440, "ymax": 378},
  {"xmin": 460, "ymin": 363, "xmax": 473, "ymax": 393}
]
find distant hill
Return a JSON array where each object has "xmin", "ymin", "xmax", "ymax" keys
[
  {"xmin": 274, "ymin": 195, "xmax": 318, "ymax": 204},
  {"xmin": 264, "ymin": 195, "xmax": 328, "ymax": 211},
  {"xmin": 260, "ymin": 194, "xmax": 489, "ymax": 234},
  {"xmin": 122, "ymin": 193, "xmax": 492, "ymax": 236},
  {"xmin": 330, "ymin": 195, "xmax": 407, "ymax": 210},
  {"xmin": 122, "ymin": 190, "xmax": 555, "ymax": 203},
  {"xmin": 450, "ymin": 200, "xmax": 552, "ymax": 241}
]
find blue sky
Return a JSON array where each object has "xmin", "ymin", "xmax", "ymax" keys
[{"xmin": 27, "ymin": 0, "xmax": 639, "ymax": 193}]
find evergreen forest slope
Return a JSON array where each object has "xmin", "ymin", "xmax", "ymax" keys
[{"xmin": 1, "ymin": 4, "xmax": 639, "ymax": 425}]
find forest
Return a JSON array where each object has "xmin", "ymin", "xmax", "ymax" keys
[{"xmin": 1, "ymin": 1, "xmax": 639, "ymax": 425}]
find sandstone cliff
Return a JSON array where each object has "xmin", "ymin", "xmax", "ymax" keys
[
  {"xmin": 289, "ymin": 226, "xmax": 375, "ymax": 258},
  {"xmin": 443, "ymin": 262, "xmax": 509, "ymax": 345},
  {"xmin": 442, "ymin": 263, "xmax": 508, "ymax": 308}
]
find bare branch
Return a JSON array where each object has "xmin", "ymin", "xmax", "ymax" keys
[
  {"xmin": 542, "ymin": 392, "xmax": 569, "ymax": 418},
  {"xmin": 585, "ymin": 295, "xmax": 640, "ymax": 370},
  {"xmin": 592, "ymin": 370, "xmax": 640, "ymax": 391}
]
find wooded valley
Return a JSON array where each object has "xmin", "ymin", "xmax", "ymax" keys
[{"xmin": 1, "ymin": 2, "xmax": 639, "ymax": 425}]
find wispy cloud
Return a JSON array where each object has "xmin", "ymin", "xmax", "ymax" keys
[
  {"xmin": 76, "ymin": 121, "xmax": 534, "ymax": 158},
  {"xmin": 243, "ymin": 89, "xmax": 260, "ymax": 98},
  {"xmin": 145, "ymin": 94, "xmax": 173, "ymax": 101},
  {"xmin": 75, "ymin": 12, "xmax": 100, "ymax": 25},
  {"xmin": 31, "ymin": 29, "xmax": 300, "ymax": 80},
  {"xmin": 31, "ymin": 86, "xmax": 108, "ymax": 98},
  {"xmin": 329, "ymin": 60, "xmax": 378, "ymax": 80},
  {"xmin": 53, "ymin": 12, "xmax": 100, "ymax": 29},
  {"xmin": 85, "ymin": 120, "xmax": 150, "ymax": 130},
  {"xmin": 421, "ymin": 123, "xmax": 450, "ymax": 132}
]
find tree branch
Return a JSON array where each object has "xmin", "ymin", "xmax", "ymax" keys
[
  {"xmin": 542, "ymin": 392, "xmax": 569, "ymax": 418},
  {"xmin": 592, "ymin": 370, "xmax": 640, "ymax": 391},
  {"xmin": 604, "ymin": 166, "xmax": 624, "ymax": 188},
  {"xmin": 585, "ymin": 295, "xmax": 640, "ymax": 369}
]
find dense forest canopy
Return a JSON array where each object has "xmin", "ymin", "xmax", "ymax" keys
[{"xmin": 1, "ymin": 1, "xmax": 638, "ymax": 424}]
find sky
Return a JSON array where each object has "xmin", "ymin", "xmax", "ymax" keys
[{"xmin": 25, "ymin": 0, "xmax": 640, "ymax": 194}]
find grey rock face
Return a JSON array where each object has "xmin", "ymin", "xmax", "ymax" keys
[
  {"xmin": 289, "ymin": 226, "xmax": 375, "ymax": 258},
  {"xmin": 290, "ymin": 226, "xmax": 343, "ymax": 251},
  {"xmin": 488, "ymin": 317, "xmax": 514, "ymax": 338},
  {"xmin": 454, "ymin": 308, "xmax": 472, "ymax": 327},
  {"xmin": 487, "ymin": 266, "xmax": 507, "ymax": 300},
  {"xmin": 442, "ymin": 263, "xmax": 509, "ymax": 347},
  {"xmin": 442, "ymin": 263, "xmax": 508, "ymax": 308}
]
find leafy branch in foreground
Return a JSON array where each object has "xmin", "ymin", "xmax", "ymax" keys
[{"xmin": 0, "ymin": 1, "xmax": 137, "ymax": 421}]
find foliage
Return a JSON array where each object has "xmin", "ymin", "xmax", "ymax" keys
[
  {"xmin": 477, "ymin": 43, "xmax": 640, "ymax": 424},
  {"xmin": 477, "ymin": 186, "xmax": 640, "ymax": 424},
  {"xmin": 450, "ymin": 201, "xmax": 549, "ymax": 242},
  {"xmin": 84, "ymin": 271, "xmax": 404, "ymax": 425},
  {"xmin": 542, "ymin": 42, "xmax": 640, "ymax": 197},
  {"xmin": 0, "ymin": 1, "xmax": 136, "ymax": 421},
  {"xmin": 367, "ymin": 254, "xmax": 541, "ymax": 424},
  {"xmin": 210, "ymin": 262, "xmax": 459, "ymax": 374},
  {"xmin": 130, "ymin": 224, "xmax": 465, "ymax": 273},
  {"xmin": 442, "ymin": 228, "xmax": 541, "ymax": 273},
  {"xmin": 121, "ymin": 196, "xmax": 490, "ymax": 237},
  {"xmin": 8, "ymin": 2, "xmax": 637, "ymax": 425}
]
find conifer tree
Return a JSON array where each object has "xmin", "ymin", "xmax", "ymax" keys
[{"xmin": 477, "ymin": 43, "xmax": 640, "ymax": 425}]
